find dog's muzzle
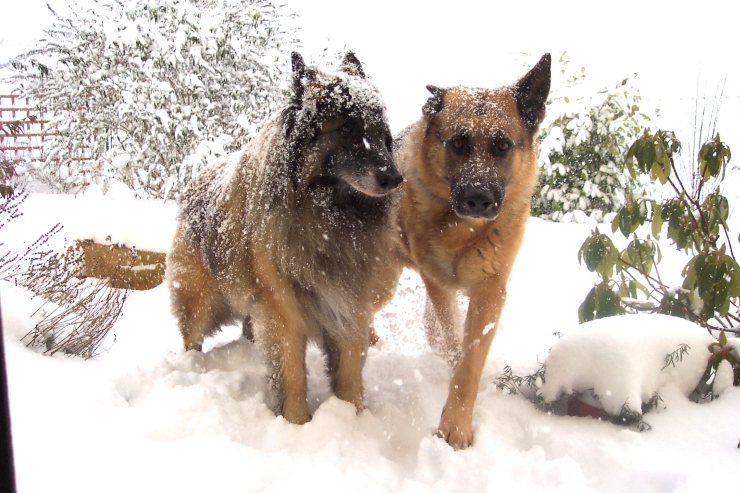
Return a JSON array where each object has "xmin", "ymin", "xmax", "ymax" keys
[
  {"xmin": 452, "ymin": 184, "xmax": 504, "ymax": 219},
  {"xmin": 374, "ymin": 167, "xmax": 403, "ymax": 193}
]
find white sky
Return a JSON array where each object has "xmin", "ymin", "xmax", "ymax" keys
[
  {"xmin": 283, "ymin": 0, "xmax": 739, "ymax": 137},
  {"xmin": 2, "ymin": 0, "xmax": 738, "ymax": 140}
]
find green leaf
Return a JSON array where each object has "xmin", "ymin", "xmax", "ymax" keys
[
  {"xmin": 718, "ymin": 297, "xmax": 730, "ymax": 317},
  {"xmin": 630, "ymin": 279, "xmax": 650, "ymax": 297},
  {"xmin": 579, "ymin": 287, "xmax": 597, "ymax": 323},
  {"xmin": 625, "ymin": 139, "xmax": 640, "ymax": 178},
  {"xmin": 611, "ymin": 212, "xmax": 621, "ymax": 234},
  {"xmin": 650, "ymin": 202, "xmax": 663, "ymax": 240},
  {"xmin": 697, "ymin": 260, "xmax": 716, "ymax": 298},
  {"xmin": 698, "ymin": 134, "xmax": 731, "ymax": 182},
  {"xmin": 586, "ymin": 239, "xmax": 606, "ymax": 272},
  {"xmin": 718, "ymin": 330, "xmax": 727, "ymax": 347},
  {"xmin": 619, "ymin": 281, "xmax": 630, "ymax": 298},
  {"xmin": 596, "ymin": 287, "xmax": 624, "ymax": 319},
  {"xmin": 619, "ymin": 208, "xmax": 632, "ymax": 237},
  {"xmin": 642, "ymin": 140, "xmax": 656, "ymax": 169},
  {"xmin": 728, "ymin": 258, "xmax": 740, "ymax": 298}
]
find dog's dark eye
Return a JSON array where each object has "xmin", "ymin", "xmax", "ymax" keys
[
  {"xmin": 492, "ymin": 140, "xmax": 511, "ymax": 156},
  {"xmin": 450, "ymin": 137, "xmax": 466, "ymax": 151},
  {"xmin": 340, "ymin": 122, "xmax": 353, "ymax": 134}
]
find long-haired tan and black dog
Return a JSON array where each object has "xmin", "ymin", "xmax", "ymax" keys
[
  {"xmin": 166, "ymin": 52, "xmax": 402, "ymax": 424},
  {"xmin": 379, "ymin": 54, "xmax": 551, "ymax": 449}
]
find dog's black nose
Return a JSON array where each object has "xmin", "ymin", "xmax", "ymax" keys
[
  {"xmin": 455, "ymin": 186, "xmax": 503, "ymax": 219},
  {"xmin": 375, "ymin": 168, "xmax": 403, "ymax": 192}
]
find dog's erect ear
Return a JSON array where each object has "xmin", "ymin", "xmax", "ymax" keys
[
  {"xmin": 338, "ymin": 51, "xmax": 366, "ymax": 78},
  {"xmin": 422, "ymin": 85, "xmax": 447, "ymax": 117},
  {"xmin": 291, "ymin": 51, "xmax": 307, "ymax": 102},
  {"xmin": 512, "ymin": 53, "xmax": 551, "ymax": 130},
  {"xmin": 292, "ymin": 52, "xmax": 307, "ymax": 82}
]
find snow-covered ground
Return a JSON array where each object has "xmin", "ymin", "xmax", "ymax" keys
[{"xmin": 1, "ymin": 193, "xmax": 738, "ymax": 493}]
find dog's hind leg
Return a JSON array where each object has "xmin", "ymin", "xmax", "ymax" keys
[
  {"xmin": 166, "ymin": 229, "xmax": 221, "ymax": 352},
  {"xmin": 242, "ymin": 315, "xmax": 254, "ymax": 342},
  {"xmin": 368, "ymin": 251, "xmax": 404, "ymax": 346},
  {"xmin": 322, "ymin": 324, "xmax": 368, "ymax": 413},
  {"xmin": 421, "ymin": 274, "xmax": 462, "ymax": 367}
]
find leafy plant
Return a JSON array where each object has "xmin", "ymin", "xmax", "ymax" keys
[
  {"xmin": 19, "ymin": 243, "xmax": 130, "ymax": 359},
  {"xmin": 578, "ymin": 129, "xmax": 737, "ymax": 329},
  {"xmin": 691, "ymin": 330, "xmax": 740, "ymax": 399},
  {"xmin": 493, "ymin": 363, "xmax": 656, "ymax": 431},
  {"xmin": 578, "ymin": 128, "xmax": 739, "ymax": 391},
  {"xmin": 533, "ymin": 53, "xmax": 653, "ymax": 222}
]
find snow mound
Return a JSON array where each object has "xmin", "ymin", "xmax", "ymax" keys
[
  {"xmin": 68, "ymin": 192, "xmax": 178, "ymax": 253},
  {"xmin": 538, "ymin": 314, "xmax": 715, "ymax": 415}
]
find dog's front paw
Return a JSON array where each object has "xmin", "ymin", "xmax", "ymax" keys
[
  {"xmin": 337, "ymin": 394, "xmax": 365, "ymax": 415},
  {"xmin": 282, "ymin": 401, "xmax": 311, "ymax": 425},
  {"xmin": 436, "ymin": 406, "xmax": 473, "ymax": 450}
]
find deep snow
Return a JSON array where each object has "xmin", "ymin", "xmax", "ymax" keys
[{"xmin": 1, "ymin": 193, "xmax": 739, "ymax": 493}]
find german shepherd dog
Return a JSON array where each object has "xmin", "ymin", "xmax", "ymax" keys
[
  {"xmin": 166, "ymin": 52, "xmax": 402, "ymax": 425},
  {"xmin": 382, "ymin": 54, "xmax": 551, "ymax": 449}
]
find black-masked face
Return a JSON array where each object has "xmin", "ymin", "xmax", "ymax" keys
[
  {"xmin": 290, "ymin": 52, "xmax": 402, "ymax": 197},
  {"xmin": 419, "ymin": 54, "xmax": 551, "ymax": 220},
  {"xmin": 445, "ymin": 126, "xmax": 512, "ymax": 220},
  {"xmin": 319, "ymin": 109, "xmax": 400, "ymax": 197}
]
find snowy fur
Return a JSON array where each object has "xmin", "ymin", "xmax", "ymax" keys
[{"xmin": 166, "ymin": 51, "xmax": 402, "ymax": 422}]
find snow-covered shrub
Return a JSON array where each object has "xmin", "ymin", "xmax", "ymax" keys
[
  {"xmin": 18, "ymin": 241, "xmax": 131, "ymax": 359},
  {"xmin": 7, "ymin": 0, "xmax": 295, "ymax": 198},
  {"xmin": 0, "ymin": 191, "xmax": 128, "ymax": 359},
  {"xmin": 538, "ymin": 314, "xmax": 717, "ymax": 422},
  {"xmin": 578, "ymin": 129, "xmax": 739, "ymax": 391},
  {"xmin": 495, "ymin": 314, "xmax": 737, "ymax": 427},
  {"xmin": 533, "ymin": 55, "xmax": 651, "ymax": 222}
]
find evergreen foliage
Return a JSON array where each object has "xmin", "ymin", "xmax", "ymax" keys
[
  {"xmin": 534, "ymin": 54, "xmax": 652, "ymax": 222},
  {"xmin": 7, "ymin": 0, "xmax": 295, "ymax": 198}
]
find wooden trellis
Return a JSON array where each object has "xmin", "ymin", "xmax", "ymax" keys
[{"xmin": 0, "ymin": 95, "xmax": 92, "ymax": 164}]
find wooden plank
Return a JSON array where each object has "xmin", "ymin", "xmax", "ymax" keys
[{"xmin": 76, "ymin": 240, "xmax": 166, "ymax": 291}]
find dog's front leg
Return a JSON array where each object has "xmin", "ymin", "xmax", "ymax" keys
[
  {"xmin": 259, "ymin": 289, "xmax": 310, "ymax": 425},
  {"xmin": 323, "ymin": 325, "xmax": 368, "ymax": 413},
  {"xmin": 436, "ymin": 278, "xmax": 506, "ymax": 450}
]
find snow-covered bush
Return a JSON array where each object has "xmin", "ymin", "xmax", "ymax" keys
[
  {"xmin": 578, "ymin": 129, "xmax": 739, "ymax": 391},
  {"xmin": 533, "ymin": 55, "xmax": 651, "ymax": 222},
  {"xmin": 538, "ymin": 314, "xmax": 718, "ymax": 421},
  {"xmin": 1, "ymin": 190, "xmax": 128, "ymax": 359},
  {"xmin": 495, "ymin": 314, "xmax": 738, "ymax": 427},
  {"xmin": 7, "ymin": 0, "xmax": 295, "ymax": 198},
  {"xmin": 18, "ymin": 240, "xmax": 131, "ymax": 359}
]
